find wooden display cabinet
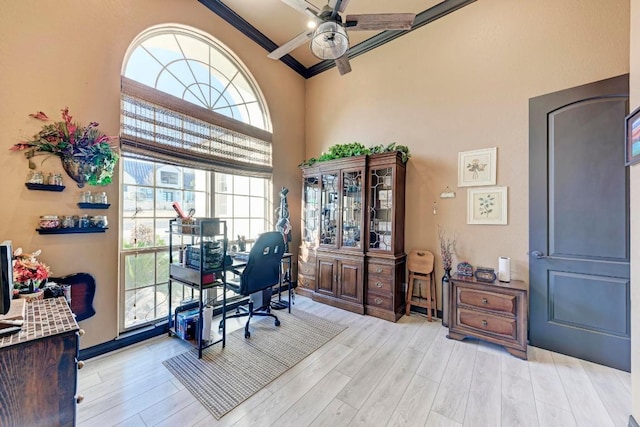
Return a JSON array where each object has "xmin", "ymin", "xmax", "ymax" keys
[{"xmin": 299, "ymin": 151, "xmax": 407, "ymax": 321}]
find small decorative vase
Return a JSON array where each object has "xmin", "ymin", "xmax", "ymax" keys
[{"xmin": 441, "ymin": 267, "xmax": 452, "ymax": 327}]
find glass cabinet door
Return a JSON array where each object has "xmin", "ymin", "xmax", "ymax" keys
[
  {"xmin": 320, "ymin": 173, "xmax": 339, "ymax": 247},
  {"xmin": 369, "ymin": 166, "xmax": 394, "ymax": 251},
  {"xmin": 302, "ymin": 176, "xmax": 320, "ymax": 246},
  {"xmin": 342, "ymin": 170, "xmax": 363, "ymax": 249}
]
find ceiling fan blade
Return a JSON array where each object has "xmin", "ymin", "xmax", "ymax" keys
[
  {"xmin": 335, "ymin": 54, "xmax": 352, "ymax": 75},
  {"xmin": 329, "ymin": 0, "xmax": 350, "ymax": 14},
  {"xmin": 345, "ymin": 13, "xmax": 415, "ymax": 31},
  {"xmin": 281, "ymin": 0, "xmax": 321, "ymax": 15},
  {"xmin": 268, "ymin": 30, "xmax": 314, "ymax": 60}
]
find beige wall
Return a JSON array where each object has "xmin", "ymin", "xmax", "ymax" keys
[
  {"xmin": 306, "ymin": 0, "xmax": 629, "ymax": 310},
  {"xmin": 630, "ymin": 0, "xmax": 639, "ymax": 421},
  {"xmin": 0, "ymin": 0, "xmax": 305, "ymax": 348}
]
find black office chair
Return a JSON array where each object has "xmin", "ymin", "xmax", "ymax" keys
[{"xmin": 222, "ymin": 231, "xmax": 285, "ymax": 338}]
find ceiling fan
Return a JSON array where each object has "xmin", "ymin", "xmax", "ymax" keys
[{"xmin": 268, "ymin": 0, "xmax": 416, "ymax": 75}]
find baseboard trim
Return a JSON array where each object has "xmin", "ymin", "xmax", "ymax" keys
[
  {"xmin": 407, "ymin": 306, "xmax": 444, "ymax": 323},
  {"xmin": 629, "ymin": 415, "xmax": 639, "ymax": 427}
]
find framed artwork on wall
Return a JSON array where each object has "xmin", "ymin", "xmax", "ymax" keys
[
  {"xmin": 458, "ymin": 147, "xmax": 497, "ymax": 187},
  {"xmin": 625, "ymin": 106, "xmax": 640, "ymax": 166},
  {"xmin": 467, "ymin": 186, "xmax": 508, "ymax": 225}
]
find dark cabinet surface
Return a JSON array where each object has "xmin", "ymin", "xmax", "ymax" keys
[{"xmin": 0, "ymin": 298, "xmax": 80, "ymax": 427}]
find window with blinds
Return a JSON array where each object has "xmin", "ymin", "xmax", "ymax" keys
[{"xmin": 119, "ymin": 25, "xmax": 273, "ymax": 330}]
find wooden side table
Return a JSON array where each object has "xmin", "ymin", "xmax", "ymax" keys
[{"xmin": 447, "ymin": 275, "xmax": 528, "ymax": 359}]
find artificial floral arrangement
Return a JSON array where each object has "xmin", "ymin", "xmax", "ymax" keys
[
  {"xmin": 299, "ymin": 142, "xmax": 411, "ymax": 167},
  {"xmin": 12, "ymin": 248, "xmax": 51, "ymax": 294},
  {"xmin": 438, "ymin": 226, "xmax": 457, "ymax": 272},
  {"xmin": 10, "ymin": 107, "xmax": 119, "ymax": 187}
]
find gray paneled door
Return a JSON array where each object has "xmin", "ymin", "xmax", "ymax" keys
[{"xmin": 529, "ymin": 75, "xmax": 630, "ymax": 371}]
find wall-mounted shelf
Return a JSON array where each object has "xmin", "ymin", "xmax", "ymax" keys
[
  {"xmin": 36, "ymin": 227, "xmax": 108, "ymax": 235},
  {"xmin": 25, "ymin": 183, "xmax": 65, "ymax": 192},
  {"xmin": 77, "ymin": 203, "xmax": 110, "ymax": 209}
]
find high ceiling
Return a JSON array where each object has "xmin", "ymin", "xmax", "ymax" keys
[{"xmin": 200, "ymin": 0, "xmax": 474, "ymax": 77}]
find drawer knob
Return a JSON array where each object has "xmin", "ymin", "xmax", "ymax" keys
[
  {"xmin": 77, "ymin": 360, "xmax": 85, "ymax": 370},
  {"xmin": 76, "ymin": 395, "xmax": 84, "ymax": 404},
  {"xmin": 304, "ymin": 268, "xmax": 309, "ymax": 273},
  {"xmin": 78, "ymin": 329, "xmax": 85, "ymax": 337},
  {"xmin": 376, "ymin": 282, "xmax": 383, "ymax": 288},
  {"xmin": 482, "ymin": 298, "xmax": 488, "ymax": 304},
  {"xmin": 374, "ymin": 298, "xmax": 383, "ymax": 305},
  {"xmin": 482, "ymin": 320, "xmax": 488, "ymax": 327},
  {"xmin": 376, "ymin": 268, "xmax": 382, "ymax": 273}
]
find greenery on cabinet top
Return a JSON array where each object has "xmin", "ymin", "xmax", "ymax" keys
[{"xmin": 299, "ymin": 142, "xmax": 410, "ymax": 167}]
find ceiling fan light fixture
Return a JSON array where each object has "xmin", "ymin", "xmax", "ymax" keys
[{"xmin": 310, "ymin": 21, "xmax": 349, "ymax": 60}]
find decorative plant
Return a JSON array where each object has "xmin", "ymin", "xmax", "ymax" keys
[
  {"xmin": 10, "ymin": 107, "xmax": 119, "ymax": 187},
  {"xmin": 12, "ymin": 248, "xmax": 51, "ymax": 293},
  {"xmin": 299, "ymin": 142, "xmax": 411, "ymax": 167},
  {"xmin": 438, "ymin": 226, "xmax": 457, "ymax": 271}
]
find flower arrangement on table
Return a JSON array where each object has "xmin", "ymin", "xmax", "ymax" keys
[
  {"xmin": 10, "ymin": 107, "xmax": 119, "ymax": 187},
  {"xmin": 12, "ymin": 248, "xmax": 51, "ymax": 294}
]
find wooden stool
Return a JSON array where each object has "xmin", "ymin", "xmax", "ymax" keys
[{"xmin": 406, "ymin": 249, "xmax": 437, "ymax": 321}]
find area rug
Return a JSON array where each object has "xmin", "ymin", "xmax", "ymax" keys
[{"xmin": 162, "ymin": 309, "xmax": 347, "ymax": 420}]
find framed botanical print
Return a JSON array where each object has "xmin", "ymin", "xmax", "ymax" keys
[
  {"xmin": 467, "ymin": 186, "xmax": 508, "ymax": 225},
  {"xmin": 458, "ymin": 147, "xmax": 497, "ymax": 187}
]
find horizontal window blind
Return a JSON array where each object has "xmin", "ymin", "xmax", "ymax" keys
[{"xmin": 120, "ymin": 77, "xmax": 272, "ymax": 178}]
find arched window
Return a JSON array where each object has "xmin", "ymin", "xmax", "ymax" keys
[{"xmin": 119, "ymin": 25, "xmax": 272, "ymax": 330}]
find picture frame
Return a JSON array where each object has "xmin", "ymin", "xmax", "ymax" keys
[
  {"xmin": 625, "ymin": 106, "xmax": 640, "ymax": 166},
  {"xmin": 457, "ymin": 147, "xmax": 497, "ymax": 187},
  {"xmin": 467, "ymin": 186, "xmax": 508, "ymax": 225}
]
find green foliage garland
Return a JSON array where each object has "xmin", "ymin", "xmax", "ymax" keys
[{"xmin": 299, "ymin": 142, "xmax": 411, "ymax": 167}]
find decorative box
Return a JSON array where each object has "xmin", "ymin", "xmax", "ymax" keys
[
  {"xmin": 457, "ymin": 261, "xmax": 473, "ymax": 277},
  {"xmin": 176, "ymin": 308, "xmax": 199, "ymax": 340},
  {"xmin": 474, "ymin": 267, "xmax": 497, "ymax": 283}
]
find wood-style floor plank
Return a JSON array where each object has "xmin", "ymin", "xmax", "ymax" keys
[
  {"xmin": 309, "ymin": 399, "xmax": 358, "ymax": 427},
  {"xmin": 430, "ymin": 340, "xmax": 478, "ymax": 423},
  {"xmin": 551, "ymin": 352, "xmax": 616, "ymax": 427},
  {"xmin": 76, "ymin": 296, "xmax": 631, "ymax": 427},
  {"xmin": 463, "ymin": 350, "xmax": 501, "ymax": 427}
]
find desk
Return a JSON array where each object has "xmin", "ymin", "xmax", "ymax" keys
[{"xmin": 230, "ymin": 252, "xmax": 293, "ymax": 313}]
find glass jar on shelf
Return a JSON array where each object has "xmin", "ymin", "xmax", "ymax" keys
[
  {"xmin": 78, "ymin": 214, "xmax": 91, "ymax": 228},
  {"xmin": 90, "ymin": 215, "xmax": 108, "ymax": 228},
  {"xmin": 28, "ymin": 171, "xmax": 44, "ymax": 184},
  {"xmin": 94, "ymin": 192, "xmax": 108, "ymax": 204},
  {"xmin": 39, "ymin": 215, "xmax": 60, "ymax": 229},
  {"xmin": 80, "ymin": 191, "xmax": 93, "ymax": 203},
  {"xmin": 61, "ymin": 215, "xmax": 76, "ymax": 229}
]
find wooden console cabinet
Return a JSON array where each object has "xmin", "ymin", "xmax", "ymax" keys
[
  {"xmin": 0, "ymin": 298, "xmax": 82, "ymax": 426},
  {"xmin": 447, "ymin": 275, "xmax": 528, "ymax": 359},
  {"xmin": 299, "ymin": 151, "xmax": 407, "ymax": 321}
]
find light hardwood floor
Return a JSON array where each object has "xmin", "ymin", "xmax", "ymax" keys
[{"xmin": 77, "ymin": 296, "xmax": 631, "ymax": 427}]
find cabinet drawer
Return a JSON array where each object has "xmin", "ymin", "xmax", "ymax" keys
[
  {"xmin": 367, "ymin": 277, "xmax": 392, "ymax": 294},
  {"xmin": 458, "ymin": 288, "xmax": 517, "ymax": 316},
  {"xmin": 457, "ymin": 308, "xmax": 517, "ymax": 340},
  {"xmin": 298, "ymin": 274, "xmax": 316, "ymax": 290},
  {"xmin": 298, "ymin": 258, "xmax": 316, "ymax": 277},
  {"xmin": 367, "ymin": 292, "xmax": 393, "ymax": 310},
  {"xmin": 368, "ymin": 263, "xmax": 393, "ymax": 276}
]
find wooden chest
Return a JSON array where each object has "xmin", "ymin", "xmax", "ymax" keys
[{"xmin": 447, "ymin": 275, "xmax": 528, "ymax": 359}]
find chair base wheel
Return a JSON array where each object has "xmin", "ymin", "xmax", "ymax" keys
[
  {"xmin": 244, "ymin": 330, "xmax": 251, "ymax": 338},
  {"xmin": 275, "ymin": 319, "xmax": 281, "ymax": 327}
]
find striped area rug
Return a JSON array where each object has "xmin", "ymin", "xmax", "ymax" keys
[{"xmin": 162, "ymin": 309, "xmax": 347, "ymax": 420}]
